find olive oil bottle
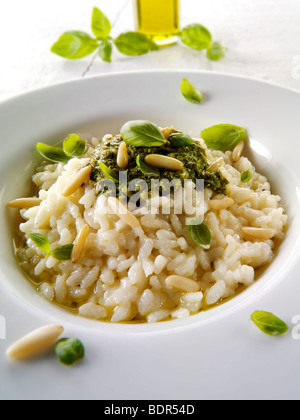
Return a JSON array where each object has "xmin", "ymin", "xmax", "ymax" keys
[{"xmin": 136, "ymin": 0, "xmax": 180, "ymax": 46}]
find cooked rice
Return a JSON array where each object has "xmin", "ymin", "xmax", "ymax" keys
[{"xmin": 15, "ymin": 134, "xmax": 288, "ymax": 323}]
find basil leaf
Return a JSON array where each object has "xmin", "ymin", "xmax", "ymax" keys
[
  {"xmin": 201, "ymin": 124, "xmax": 247, "ymax": 151},
  {"xmin": 206, "ymin": 41, "xmax": 226, "ymax": 61},
  {"xmin": 98, "ymin": 40, "xmax": 113, "ymax": 63},
  {"xmin": 51, "ymin": 244, "xmax": 74, "ymax": 261},
  {"xmin": 120, "ymin": 120, "xmax": 166, "ymax": 147},
  {"xmin": 180, "ymin": 78, "xmax": 203, "ymax": 104},
  {"xmin": 251, "ymin": 311, "xmax": 289, "ymax": 336},
  {"xmin": 91, "ymin": 7, "xmax": 111, "ymax": 39},
  {"xmin": 63, "ymin": 134, "xmax": 88, "ymax": 158},
  {"xmin": 51, "ymin": 31, "xmax": 98, "ymax": 59},
  {"xmin": 169, "ymin": 133, "xmax": 195, "ymax": 147},
  {"xmin": 114, "ymin": 32, "xmax": 158, "ymax": 56},
  {"xmin": 99, "ymin": 162, "xmax": 119, "ymax": 183},
  {"xmin": 36, "ymin": 143, "xmax": 70, "ymax": 163},
  {"xmin": 136, "ymin": 155, "xmax": 160, "ymax": 177},
  {"xmin": 180, "ymin": 24, "xmax": 212, "ymax": 51},
  {"xmin": 29, "ymin": 233, "xmax": 51, "ymax": 256},
  {"xmin": 188, "ymin": 219, "xmax": 212, "ymax": 249},
  {"xmin": 55, "ymin": 338, "xmax": 85, "ymax": 366},
  {"xmin": 241, "ymin": 166, "xmax": 254, "ymax": 183}
]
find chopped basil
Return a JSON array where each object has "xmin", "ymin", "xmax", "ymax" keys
[
  {"xmin": 29, "ymin": 233, "xmax": 51, "ymax": 256},
  {"xmin": 251, "ymin": 311, "xmax": 289, "ymax": 336},
  {"xmin": 99, "ymin": 162, "xmax": 119, "ymax": 183},
  {"xmin": 136, "ymin": 155, "xmax": 160, "ymax": 177},
  {"xmin": 201, "ymin": 124, "xmax": 248, "ymax": 151},
  {"xmin": 241, "ymin": 166, "xmax": 254, "ymax": 183},
  {"xmin": 51, "ymin": 244, "xmax": 74, "ymax": 261},
  {"xmin": 180, "ymin": 24, "xmax": 212, "ymax": 51},
  {"xmin": 120, "ymin": 120, "xmax": 166, "ymax": 147},
  {"xmin": 55, "ymin": 338, "xmax": 85, "ymax": 366},
  {"xmin": 114, "ymin": 32, "xmax": 158, "ymax": 56},
  {"xmin": 63, "ymin": 134, "xmax": 88, "ymax": 158},
  {"xmin": 36, "ymin": 143, "xmax": 70, "ymax": 163},
  {"xmin": 169, "ymin": 133, "xmax": 195, "ymax": 147},
  {"xmin": 188, "ymin": 219, "xmax": 212, "ymax": 249},
  {"xmin": 180, "ymin": 78, "xmax": 203, "ymax": 104}
]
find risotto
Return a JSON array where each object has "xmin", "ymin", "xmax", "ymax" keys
[{"xmin": 8, "ymin": 121, "xmax": 288, "ymax": 323}]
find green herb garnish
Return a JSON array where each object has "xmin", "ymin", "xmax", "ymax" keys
[
  {"xmin": 120, "ymin": 120, "xmax": 166, "ymax": 148},
  {"xmin": 136, "ymin": 155, "xmax": 160, "ymax": 177},
  {"xmin": 36, "ymin": 143, "xmax": 71, "ymax": 163},
  {"xmin": 206, "ymin": 41, "xmax": 227, "ymax": 61},
  {"xmin": 169, "ymin": 133, "xmax": 195, "ymax": 147},
  {"xmin": 51, "ymin": 7, "xmax": 226, "ymax": 64},
  {"xmin": 63, "ymin": 134, "xmax": 88, "ymax": 158},
  {"xmin": 51, "ymin": 31, "xmax": 99, "ymax": 60},
  {"xmin": 180, "ymin": 78, "xmax": 203, "ymax": 104},
  {"xmin": 29, "ymin": 233, "xmax": 51, "ymax": 256},
  {"xmin": 201, "ymin": 124, "xmax": 248, "ymax": 151},
  {"xmin": 99, "ymin": 162, "xmax": 119, "ymax": 183},
  {"xmin": 51, "ymin": 244, "xmax": 74, "ymax": 261},
  {"xmin": 180, "ymin": 24, "xmax": 212, "ymax": 51},
  {"xmin": 114, "ymin": 32, "xmax": 158, "ymax": 56},
  {"xmin": 241, "ymin": 166, "xmax": 254, "ymax": 183},
  {"xmin": 251, "ymin": 311, "xmax": 289, "ymax": 336},
  {"xmin": 55, "ymin": 338, "xmax": 85, "ymax": 366},
  {"xmin": 188, "ymin": 219, "xmax": 212, "ymax": 249},
  {"xmin": 91, "ymin": 6, "xmax": 111, "ymax": 39}
]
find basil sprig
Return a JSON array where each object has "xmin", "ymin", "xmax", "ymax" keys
[
  {"xmin": 188, "ymin": 219, "xmax": 212, "ymax": 250},
  {"xmin": 251, "ymin": 311, "xmax": 289, "ymax": 337},
  {"xmin": 180, "ymin": 78, "xmax": 203, "ymax": 104},
  {"xmin": 51, "ymin": 7, "xmax": 226, "ymax": 63},
  {"xmin": 36, "ymin": 134, "xmax": 88, "ymax": 163},
  {"xmin": 120, "ymin": 120, "xmax": 166, "ymax": 148},
  {"xmin": 201, "ymin": 124, "xmax": 248, "ymax": 151},
  {"xmin": 29, "ymin": 233, "xmax": 74, "ymax": 261}
]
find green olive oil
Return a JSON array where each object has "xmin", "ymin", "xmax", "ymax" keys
[{"xmin": 136, "ymin": 0, "xmax": 180, "ymax": 45}]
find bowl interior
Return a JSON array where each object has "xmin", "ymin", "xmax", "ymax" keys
[{"xmin": 0, "ymin": 71, "xmax": 299, "ymax": 334}]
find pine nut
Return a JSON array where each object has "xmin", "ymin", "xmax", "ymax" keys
[
  {"xmin": 209, "ymin": 197, "xmax": 235, "ymax": 210},
  {"xmin": 62, "ymin": 165, "xmax": 92, "ymax": 197},
  {"xmin": 166, "ymin": 275, "xmax": 200, "ymax": 293},
  {"xmin": 241, "ymin": 227, "xmax": 275, "ymax": 240},
  {"xmin": 108, "ymin": 197, "xmax": 140, "ymax": 229},
  {"xmin": 117, "ymin": 142, "xmax": 129, "ymax": 169},
  {"xmin": 161, "ymin": 127, "xmax": 172, "ymax": 139},
  {"xmin": 6, "ymin": 198, "xmax": 41, "ymax": 209},
  {"xmin": 207, "ymin": 157, "xmax": 224, "ymax": 172},
  {"xmin": 72, "ymin": 224, "xmax": 90, "ymax": 263},
  {"xmin": 145, "ymin": 154, "xmax": 184, "ymax": 171},
  {"xmin": 232, "ymin": 141, "xmax": 245, "ymax": 162},
  {"xmin": 6, "ymin": 324, "xmax": 64, "ymax": 360}
]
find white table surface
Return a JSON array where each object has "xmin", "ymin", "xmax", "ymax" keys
[{"xmin": 0, "ymin": 0, "xmax": 300, "ymax": 101}]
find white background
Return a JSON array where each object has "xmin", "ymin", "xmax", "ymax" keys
[{"xmin": 0, "ymin": 0, "xmax": 300, "ymax": 101}]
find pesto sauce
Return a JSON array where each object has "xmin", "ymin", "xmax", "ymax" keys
[{"xmin": 90, "ymin": 132, "xmax": 228, "ymax": 196}]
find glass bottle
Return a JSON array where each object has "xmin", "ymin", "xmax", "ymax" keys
[{"xmin": 136, "ymin": 0, "xmax": 180, "ymax": 46}]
